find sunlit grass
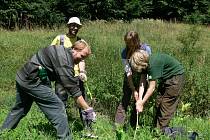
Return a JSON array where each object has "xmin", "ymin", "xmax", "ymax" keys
[{"xmin": 0, "ymin": 19, "xmax": 210, "ymax": 139}]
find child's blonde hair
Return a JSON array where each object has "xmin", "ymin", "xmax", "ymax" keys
[{"xmin": 130, "ymin": 50, "xmax": 149, "ymax": 72}]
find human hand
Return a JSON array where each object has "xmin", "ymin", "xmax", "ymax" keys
[
  {"xmin": 81, "ymin": 107, "xmax": 96, "ymax": 122},
  {"xmin": 136, "ymin": 100, "xmax": 144, "ymax": 113},
  {"xmin": 79, "ymin": 72, "xmax": 87, "ymax": 82}
]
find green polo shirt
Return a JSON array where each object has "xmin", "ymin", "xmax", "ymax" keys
[{"xmin": 148, "ymin": 53, "xmax": 184, "ymax": 81}]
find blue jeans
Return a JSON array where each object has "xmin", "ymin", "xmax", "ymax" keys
[{"xmin": 1, "ymin": 81, "xmax": 72, "ymax": 140}]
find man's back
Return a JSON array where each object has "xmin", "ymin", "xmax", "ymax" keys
[{"xmin": 16, "ymin": 45, "xmax": 78, "ymax": 91}]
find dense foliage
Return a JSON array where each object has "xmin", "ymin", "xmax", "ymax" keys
[{"xmin": 0, "ymin": 0, "xmax": 210, "ymax": 29}]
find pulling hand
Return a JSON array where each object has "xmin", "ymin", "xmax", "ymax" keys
[
  {"xmin": 138, "ymin": 83, "xmax": 144, "ymax": 100},
  {"xmin": 81, "ymin": 107, "xmax": 96, "ymax": 123},
  {"xmin": 79, "ymin": 72, "xmax": 87, "ymax": 82},
  {"xmin": 81, "ymin": 107, "xmax": 98, "ymax": 139},
  {"xmin": 136, "ymin": 100, "xmax": 144, "ymax": 113}
]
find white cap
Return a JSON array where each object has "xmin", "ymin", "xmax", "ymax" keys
[{"xmin": 67, "ymin": 17, "xmax": 82, "ymax": 26}]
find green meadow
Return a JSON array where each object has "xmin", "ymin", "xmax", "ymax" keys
[{"xmin": 0, "ymin": 20, "xmax": 209, "ymax": 139}]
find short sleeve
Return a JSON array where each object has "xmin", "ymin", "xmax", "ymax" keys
[{"xmin": 51, "ymin": 35, "xmax": 60, "ymax": 46}]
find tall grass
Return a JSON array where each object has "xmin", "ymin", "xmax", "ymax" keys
[{"xmin": 0, "ymin": 20, "xmax": 209, "ymax": 139}]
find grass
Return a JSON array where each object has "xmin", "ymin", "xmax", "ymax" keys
[
  {"xmin": 1, "ymin": 104, "xmax": 209, "ymax": 139},
  {"xmin": 0, "ymin": 19, "xmax": 210, "ymax": 139}
]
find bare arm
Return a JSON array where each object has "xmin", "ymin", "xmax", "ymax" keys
[
  {"xmin": 122, "ymin": 58, "xmax": 138, "ymax": 100},
  {"xmin": 127, "ymin": 75, "xmax": 140, "ymax": 101},
  {"xmin": 75, "ymin": 95, "xmax": 90, "ymax": 110},
  {"xmin": 78, "ymin": 60, "xmax": 87, "ymax": 82},
  {"xmin": 136, "ymin": 80, "xmax": 156, "ymax": 112},
  {"xmin": 138, "ymin": 73, "xmax": 147, "ymax": 100},
  {"xmin": 75, "ymin": 96, "xmax": 96, "ymax": 122},
  {"xmin": 78, "ymin": 60, "xmax": 85, "ymax": 72},
  {"xmin": 122, "ymin": 59, "xmax": 135, "ymax": 91},
  {"xmin": 142, "ymin": 80, "xmax": 156, "ymax": 104}
]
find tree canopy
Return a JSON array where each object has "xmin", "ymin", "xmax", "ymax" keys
[{"xmin": 0, "ymin": 0, "xmax": 210, "ymax": 29}]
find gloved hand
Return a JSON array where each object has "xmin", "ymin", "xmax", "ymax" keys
[
  {"xmin": 81, "ymin": 108, "xmax": 98, "ymax": 139},
  {"xmin": 79, "ymin": 72, "xmax": 87, "ymax": 82},
  {"xmin": 81, "ymin": 107, "xmax": 96, "ymax": 122}
]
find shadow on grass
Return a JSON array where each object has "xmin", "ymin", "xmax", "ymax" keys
[
  {"xmin": 30, "ymin": 110, "xmax": 84, "ymax": 139},
  {"xmin": 67, "ymin": 110, "xmax": 84, "ymax": 132},
  {"xmin": 31, "ymin": 122, "xmax": 56, "ymax": 138}
]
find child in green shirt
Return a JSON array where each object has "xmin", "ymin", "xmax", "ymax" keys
[{"xmin": 130, "ymin": 50, "xmax": 185, "ymax": 133}]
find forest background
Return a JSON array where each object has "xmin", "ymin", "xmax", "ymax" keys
[{"xmin": 1, "ymin": 0, "xmax": 210, "ymax": 29}]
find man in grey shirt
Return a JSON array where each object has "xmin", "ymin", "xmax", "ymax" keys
[{"xmin": 0, "ymin": 40, "xmax": 96, "ymax": 140}]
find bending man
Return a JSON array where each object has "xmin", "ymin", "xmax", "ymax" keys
[{"xmin": 0, "ymin": 40, "xmax": 96, "ymax": 140}]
